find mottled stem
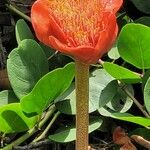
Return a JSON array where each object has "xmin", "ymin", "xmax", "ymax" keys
[{"xmin": 75, "ymin": 60, "xmax": 89, "ymax": 150}]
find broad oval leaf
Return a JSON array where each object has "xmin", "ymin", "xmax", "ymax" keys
[
  {"xmin": 0, "ymin": 103, "xmax": 38, "ymax": 133},
  {"xmin": 144, "ymin": 77, "xmax": 150, "ymax": 114},
  {"xmin": 130, "ymin": 0, "xmax": 150, "ymax": 14},
  {"xmin": 7, "ymin": 39, "xmax": 49, "ymax": 99},
  {"xmin": 99, "ymin": 84, "xmax": 134, "ymax": 114},
  {"xmin": 55, "ymin": 69, "xmax": 114, "ymax": 115},
  {"xmin": 99, "ymin": 80, "xmax": 118, "ymax": 108},
  {"xmin": 48, "ymin": 117, "xmax": 102, "ymax": 143},
  {"xmin": 21, "ymin": 63, "xmax": 75, "ymax": 114},
  {"xmin": 99, "ymin": 108, "xmax": 150, "ymax": 127},
  {"xmin": 0, "ymin": 90, "xmax": 19, "ymax": 107},
  {"xmin": 103, "ymin": 62, "xmax": 142, "ymax": 83},
  {"xmin": 108, "ymin": 85, "xmax": 133, "ymax": 113},
  {"xmin": 118, "ymin": 23, "xmax": 150, "ymax": 69},
  {"xmin": 15, "ymin": 19, "xmax": 34, "ymax": 44}
]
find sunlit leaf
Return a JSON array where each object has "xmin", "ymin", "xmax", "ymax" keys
[
  {"xmin": 103, "ymin": 62, "xmax": 142, "ymax": 83},
  {"xmin": 21, "ymin": 63, "xmax": 75, "ymax": 114},
  {"xmin": 0, "ymin": 103, "xmax": 38, "ymax": 133},
  {"xmin": 118, "ymin": 23, "xmax": 150, "ymax": 69},
  {"xmin": 111, "ymin": 113, "xmax": 150, "ymax": 127}
]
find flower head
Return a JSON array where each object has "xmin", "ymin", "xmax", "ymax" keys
[{"xmin": 31, "ymin": 0, "xmax": 122, "ymax": 64}]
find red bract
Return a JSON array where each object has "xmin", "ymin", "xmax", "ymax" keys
[{"xmin": 31, "ymin": 0, "xmax": 122, "ymax": 64}]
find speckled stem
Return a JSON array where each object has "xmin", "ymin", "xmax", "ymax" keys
[{"xmin": 75, "ymin": 60, "xmax": 89, "ymax": 150}]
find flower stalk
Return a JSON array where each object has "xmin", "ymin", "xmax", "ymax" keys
[{"xmin": 75, "ymin": 60, "xmax": 89, "ymax": 150}]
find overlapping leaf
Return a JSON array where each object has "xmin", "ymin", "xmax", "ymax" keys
[
  {"xmin": 103, "ymin": 62, "xmax": 141, "ymax": 83},
  {"xmin": 108, "ymin": 44, "xmax": 120, "ymax": 60},
  {"xmin": 15, "ymin": 19, "xmax": 34, "ymax": 44},
  {"xmin": 21, "ymin": 63, "xmax": 75, "ymax": 114},
  {"xmin": 55, "ymin": 69, "xmax": 115, "ymax": 114},
  {"xmin": 7, "ymin": 39, "xmax": 49, "ymax": 99},
  {"xmin": 0, "ymin": 90, "xmax": 18, "ymax": 107},
  {"xmin": 0, "ymin": 103, "xmax": 38, "ymax": 133},
  {"xmin": 130, "ymin": 0, "xmax": 150, "ymax": 14},
  {"xmin": 49, "ymin": 117, "xmax": 102, "ymax": 143}
]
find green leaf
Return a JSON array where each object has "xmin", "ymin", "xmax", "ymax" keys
[
  {"xmin": 135, "ymin": 17, "xmax": 150, "ymax": 27},
  {"xmin": 21, "ymin": 63, "xmax": 75, "ymax": 114},
  {"xmin": 118, "ymin": 23, "xmax": 150, "ymax": 69},
  {"xmin": 0, "ymin": 90, "xmax": 19, "ymax": 107},
  {"xmin": 108, "ymin": 44, "xmax": 120, "ymax": 60},
  {"xmin": 99, "ymin": 80, "xmax": 118, "ymax": 108},
  {"xmin": 142, "ymin": 69, "xmax": 150, "ymax": 90},
  {"xmin": 144, "ymin": 77, "xmax": 150, "ymax": 114},
  {"xmin": 99, "ymin": 85, "xmax": 134, "ymax": 114},
  {"xmin": 0, "ymin": 103, "xmax": 38, "ymax": 133},
  {"xmin": 129, "ymin": 0, "xmax": 150, "ymax": 14},
  {"xmin": 48, "ymin": 116, "xmax": 102, "ymax": 143},
  {"xmin": 99, "ymin": 108, "xmax": 150, "ymax": 127},
  {"xmin": 55, "ymin": 69, "xmax": 114, "ymax": 115},
  {"xmin": 103, "ymin": 62, "xmax": 142, "ymax": 83},
  {"xmin": 15, "ymin": 19, "xmax": 34, "ymax": 44},
  {"xmin": 110, "ymin": 113, "xmax": 150, "ymax": 127},
  {"xmin": 7, "ymin": 39, "xmax": 49, "ymax": 99}
]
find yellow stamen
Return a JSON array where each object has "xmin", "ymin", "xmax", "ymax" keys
[{"xmin": 49, "ymin": 0, "xmax": 103, "ymax": 46}]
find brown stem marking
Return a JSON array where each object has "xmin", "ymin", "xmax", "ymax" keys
[
  {"xmin": 75, "ymin": 60, "xmax": 89, "ymax": 150},
  {"xmin": 131, "ymin": 135, "xmax": 150, "ymax": 149}
]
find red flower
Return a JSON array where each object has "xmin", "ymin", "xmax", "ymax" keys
[{"xmin": 31, "ymin": 0, "xmax": 122, "ymax": 64}]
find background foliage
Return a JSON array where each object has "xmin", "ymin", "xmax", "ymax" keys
[{"xmin": 0, "ymin": 0, "xmax": 150, "ymax": 149}]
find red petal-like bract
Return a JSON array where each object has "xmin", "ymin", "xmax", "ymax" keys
[{"xmin": 31, "ymin": 0, "xmax": 122, "ymax": 64}]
